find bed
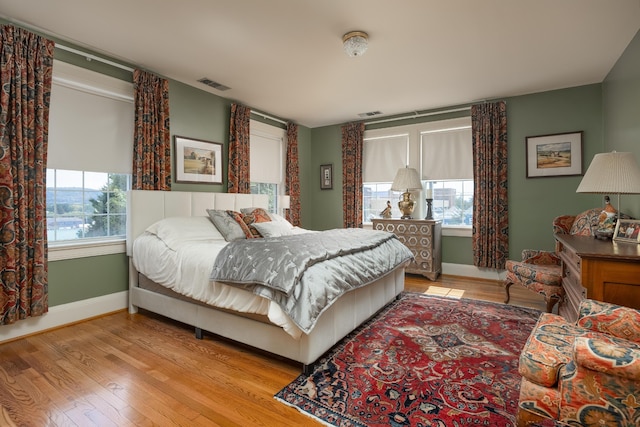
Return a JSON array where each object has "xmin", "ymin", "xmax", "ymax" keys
[{"xmin": 126, "ymin": 190, "xmax": 410, "ymax": 373}]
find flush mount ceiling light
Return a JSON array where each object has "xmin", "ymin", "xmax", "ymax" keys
[{"xmin": 342, "ymin": 31, "xmax": 368, "ymax": 57}]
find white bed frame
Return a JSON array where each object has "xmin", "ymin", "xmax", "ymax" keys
[{"xmin": 126, "ymin": 190, "xmax": 405, "ymax": 372}]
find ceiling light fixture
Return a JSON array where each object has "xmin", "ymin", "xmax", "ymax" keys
[{"xmin": 342, "ymin": 31, "xmax": 368, "ymax": 57}]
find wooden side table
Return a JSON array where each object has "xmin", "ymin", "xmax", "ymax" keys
[
  {"xmin": 555, "ymin": 234, "xmax": 640, "ymax": 322},
  {"xmin": 372, "ymin": 218, "xmax": 442, "ymax": 280}
]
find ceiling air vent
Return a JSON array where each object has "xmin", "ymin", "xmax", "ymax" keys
[
  {"xmin": 198, "ymin": 77, "xmax": 231, "ymax": 91},
  {"xmin": 358, "ymin": 111, "xmax": 383, "ymax": 118}
]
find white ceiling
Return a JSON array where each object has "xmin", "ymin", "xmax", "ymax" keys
[{"xmin": 1, "ymin": 1, "xmax": 639, "ymax": 128}]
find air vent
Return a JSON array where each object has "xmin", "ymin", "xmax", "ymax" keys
[
  {"xmin": 358, "ymin": 111, "xmax": 383, "ymax": 118},
  {"xmin": 197, "ymin": 78, "xmax": 231, "ymax": 91}
]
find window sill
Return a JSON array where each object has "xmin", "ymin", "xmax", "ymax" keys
[
  {"xmin": 442, "ymin": 226, "xmax": 472, "ymax": 238},
  {"xmin": 48, "ymin": 239, "xmax": 126, "ymax": 261}
]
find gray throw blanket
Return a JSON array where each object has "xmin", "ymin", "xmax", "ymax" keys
[
  {"xmin": 210, "ymin": 228, "xmax": 413, "ymax": 333},
  {"xmin": 211, "ymin": 228, "xmax": 395, "ymax": 295}
]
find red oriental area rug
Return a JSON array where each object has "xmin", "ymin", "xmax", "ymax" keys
[{"xmin": 275, "ymin": 293, "xmax": 542, "ymax": 427}]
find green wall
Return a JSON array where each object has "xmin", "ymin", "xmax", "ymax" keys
[{"xmin": 603, "ymin": 29, "xmax": 640, "ymax": 219}]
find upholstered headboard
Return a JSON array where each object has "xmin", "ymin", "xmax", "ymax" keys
[{"xmin": 126, "ymin": 190, "xmax": 269, "ymax": 256}]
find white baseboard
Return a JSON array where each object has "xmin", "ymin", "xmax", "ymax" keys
[
  {"xmin": 0, "ymin": 291, "xmax": 128, "ymax": 343},
  {"xmin": 442, "ymin": 263, "xmax": 506, "ymax": 281}
]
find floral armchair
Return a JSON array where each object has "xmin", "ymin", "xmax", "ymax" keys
[
  {"xmin": 517, "ymin": 299, "xmax": 640, "ymax": 426},
  {"xmin": 504, "ymin": 208, "xmax": 601, "ymax": 313}
]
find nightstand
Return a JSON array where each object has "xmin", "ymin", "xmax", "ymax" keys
[{"xmin": 372, "ymin": 218, "xmax": 442, "ymax": 280}]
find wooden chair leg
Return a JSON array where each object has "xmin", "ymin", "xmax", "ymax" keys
[
  {"xmin": 545, "ymin": 296, "xmax": 559, "ymax": 313},
  {"xmin": 504, "ymin": 280, "xmax": 513, "ymax": 304}
]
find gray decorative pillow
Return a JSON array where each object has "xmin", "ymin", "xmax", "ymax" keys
[{"xmin": 206, "ymin": 209, "xmax": 246, "ymax": 242}]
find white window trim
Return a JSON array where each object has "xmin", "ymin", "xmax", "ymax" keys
[{"xmin": 48, "ymin": 239, "xmax": 125, "ymax": 261}]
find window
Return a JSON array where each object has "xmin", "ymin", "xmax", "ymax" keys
[
  {"xmin": 362, "ymin": 117, "xmax": 473, "ymax": 233},
  {"xmin": 47, "ymin": 170, "xmax": 130, "ymax": 242},
  {"xmin": 47, "ymin": 60, "xmax": 134, "ymax": 258},
  {"xmin": 249, "ymin": 120, "xmax": 286, "ymax": 213}
]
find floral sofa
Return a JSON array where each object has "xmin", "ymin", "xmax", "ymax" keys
[{"xmin": 517, "ymin": 299, "xmax": 640, "ymax": 426}]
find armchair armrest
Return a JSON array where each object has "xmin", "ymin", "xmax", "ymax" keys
[
  {"xmin": 574, "ymin": 337, "xmax": 640, "ymax": 382},
  {"xmin": 577, "ymin": 300, "xmax": 640, "ymax": 343},
  {"xmin": 521, "ymin": 249, "xmax": 561, "ymax": 266}
]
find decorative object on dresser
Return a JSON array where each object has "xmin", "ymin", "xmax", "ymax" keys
[
  {"xmin": 504, "ymin": 208, "xmax": 601, "ymax": 313},
  {"xmin": 516, "ymin": 299, "xmax": 640, "ymax": 427},
  {"xmin": 556, "ymin": 232, "xmax": 640, "ymax": 322},
  {"xmin": 391, "ymin": 166, "xmax": 422, "ymax": 219},
  {"xmin": 372, "ymin": 218, "xmax": 441, "ymax": 280},
  {"xmin": 613, "ymin": 218, "xmax": 640, "ymax": 243},
  {"xmin": 576, "ymin": 151, "xmax": 640, "ymax": 237},
  {"xmin": 425, "ymin": 186, "xmax": 434, "ymax": 219}
]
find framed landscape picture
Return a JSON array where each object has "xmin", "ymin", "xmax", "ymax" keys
[
  {"xmin": 526, "ymin": 131, "xmax": 583, "ymax": 178},
  {"xmin": 174, "ymin": 136, "xmax": 222, "ymax": 184}
]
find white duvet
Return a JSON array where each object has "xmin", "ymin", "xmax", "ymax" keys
[{"xmin": 131, "ymin": 216, "xmax": 305, "ymax": 338}]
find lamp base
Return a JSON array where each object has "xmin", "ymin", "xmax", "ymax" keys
[{"xmin": 398, "ymin": 191, "xmax": 415, "ymax": 220}]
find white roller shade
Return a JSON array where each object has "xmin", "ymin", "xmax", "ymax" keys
[
  {"xmin": 363, "ymin": 134, "xmax": 409, "ymax": 182},
  {"xmin": 250, "ymin": 120, "xmax": 284, "ymax": 184},
  {"xmin": 48, "ymin": 60, "xmax": 134, "ymax": 174},
  {"xmin": 421, "ymin": 126, "xmax": 473, "ymax": 180}
]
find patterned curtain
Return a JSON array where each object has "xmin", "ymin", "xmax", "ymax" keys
[
  {"xmin": 285, "ymin": 122, "xmax": 301, "ymax": 226},
  {"xmin": 342, "ymin": 122, "xmax": 365, "ymax": 228},
  {"xmin": 132, "ymin": 69, "xmax": 171, "ymax": 190},
  {"xmin": 471, "ymin": 101, "xmax": 509, "ymax": 269},
  {"xmin": 228, "ymin": 103, "xmax": 251, "ymax": 193},
  {"xmin": 0, "ymin": 26, "xmax": 54, "ymax": 325}
]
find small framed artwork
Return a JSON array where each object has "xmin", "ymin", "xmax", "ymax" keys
[
  {"xmin": 174, "ymin": 136, "xmax": 223, "ymax": 184},
  {"xmin": 526, "ymin": 131, "xmax": 583, "ymax": 178},
  {"xmin": 320, "ymin": 164, "xmax": 333, "ymax": 190},
  {"xmin": 613, "ymin": 219, "xmax": 640, "ymax": 244}
]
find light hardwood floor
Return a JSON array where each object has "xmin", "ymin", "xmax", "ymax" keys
[{"xmin": 0, "ymin": 274, "xmax": 546, "ymax": 427}]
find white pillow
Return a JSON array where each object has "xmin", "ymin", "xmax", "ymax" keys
[
  {"xmin": 267, "ymin": 212, "xmax": 295, "ymax": 228},
  {"xmin": 145, "ymin": 216, "xmax": 224, "ymax": 250},
  {"xmin": 252, "ymin": 221, "xmax": 295, "ymax": 238}
]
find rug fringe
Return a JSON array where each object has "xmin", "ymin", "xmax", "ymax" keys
[{"xmin": 273, "ymin": 396, "xmax": 337, "ymax": 427}]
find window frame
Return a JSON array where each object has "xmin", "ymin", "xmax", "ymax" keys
[{"xmin": 362, "ymin": 117, "xmax": 473, "ymax": 237}]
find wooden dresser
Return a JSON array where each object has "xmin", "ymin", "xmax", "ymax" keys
[
  {"xmin": 555, "ymin": 234, "xmax": 640, "ymax": 322},
  {"xmin": 372, "ymin": 218, "xmax": 442, "ymax": 280}
]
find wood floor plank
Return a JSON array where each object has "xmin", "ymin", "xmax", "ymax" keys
[{"xmin": 0, "ymin": 274, "xmax": 545, "ymax": 426}]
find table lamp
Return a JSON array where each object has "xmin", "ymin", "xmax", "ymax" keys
[
  {"xmin": 576, "ymin": 151, "xmax": 640, "ymax": 236},
  {"xmin": 391, "ymin": 167, "xmax": 422, "ymax": 219}
]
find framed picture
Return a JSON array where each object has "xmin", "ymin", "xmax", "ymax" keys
[
  {"xmin": 526, "ymin": 131, "xmax": 583, "ymax": 178},
  {"xmin": 613, "ymin": 219, "xmax": 640, "ymax": 244},
  {"xmin": 320, "ymin": 164, "xmax": 333, "ymax": 190},
  {"xmin": 174, "ymin": 136, "xmax": 223, "ymax": 184}
]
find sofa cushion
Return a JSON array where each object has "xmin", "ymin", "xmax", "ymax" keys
[
  {"xmin": 577, "ymin": 299, "xmax": 640, "ymax": 344},
  {"xmin": 518, "ymin": 313, "xmax": 601, "ymax": 387}
]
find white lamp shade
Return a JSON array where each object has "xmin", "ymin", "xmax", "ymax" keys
[
  {"xmin": 576, "ymin": 152, "xmax": 640, "ymax": 194},
  {"xmin": 391, "ymin": 167, "xmax": 422, "ymax": 191}
]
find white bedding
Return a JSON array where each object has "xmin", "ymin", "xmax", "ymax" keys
[{"xmin": 132, "ymin": 216, "xmax": 306, "ymax": 338}]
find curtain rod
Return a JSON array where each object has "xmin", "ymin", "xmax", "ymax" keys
[
  {"xmin": 55, "ymin": 44, "xmax": 135, "ymax": 73},
  {"xmin": 251, "ymin": 110, "xmax": 287, "ymax": 125},
  {"xmin": 365, "ymin": 106, "xmax": 471, "ymax": 126}
]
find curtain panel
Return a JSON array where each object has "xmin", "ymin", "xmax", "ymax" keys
[
  {"xmin": 132, "ymin": 69, "xmax": 171, "ymax": 190},
  {"xmin": 471, "ymin": 101, "xmax": 509, "ymax": 269},
  {"xmin": 285, "ymin": 122, "xmax": 301, "ymax": 226},
  {"xmin": 228, "ymin": 103, "xmax": 251, "ymax": 194},
  {"xmin": 0, "ymin": 25, "xmax": 54, "ymax": 325},
  {"xmin": 342, "ymin": 122, "xmax": 365, "ymax": 228}
]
